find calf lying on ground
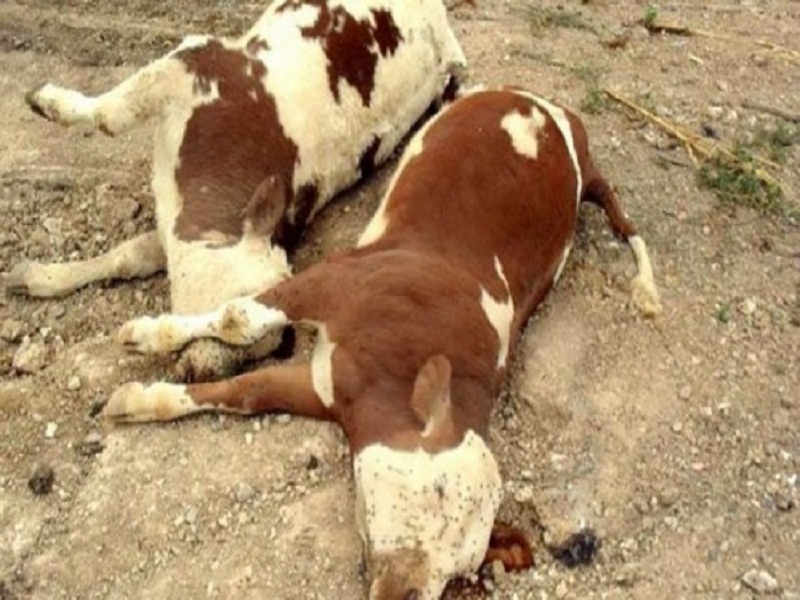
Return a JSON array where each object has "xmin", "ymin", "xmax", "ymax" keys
[
  {"xmin": 6, "ymin": 0, "xmax": 465, "ymax": 380},
  {"xmin": 101, "ymin": 88, "xmax": 662, "ymax": 598}
]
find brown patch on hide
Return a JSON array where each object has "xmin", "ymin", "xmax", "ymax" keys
[
  {"xmin": 281, "ymin": 0, "xmax": 404, "ymax": 106},
  {"xmin": 173, "ymin": 40, "xmax": 299, "ymax": 245}
]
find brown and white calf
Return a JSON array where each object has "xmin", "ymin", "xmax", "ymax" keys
[
  {"xmin": 100, "ymin": 88, "xmax": 662, "ymax": 598},
  {"xmin": 5, "ymin": 0, "xmax": 465, "ymax": 378}
]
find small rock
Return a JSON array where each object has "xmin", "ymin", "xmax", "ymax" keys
[
  {"xmin": 775, "ymin": 493, "xmax": 795, "ymax": 512},
  {"xmin": 276, "ymin": 414, "xmax": 291, "ymax": 425},
  {"xmin": 678, "ymin": 385, "xmax": 692, "ymax": 401},
  {"xmin": 550, "ymin": 528, "xmax": 601, "ymax": 567},
  {"xmin": 79, "ymin": 432, "xmax": 105, "ymax": 456},
  {"xmin": 12, "ymin": 338, "xmax": 46, "ymax": 373},
  {"xmin": 28, "ymin": 464, "xmax": 55, "ymax": 495},
  {"xmin": 44, "ymin": 422, "xmax": 58, "ymax": 439},
  {"xmin": 184, "ymin": 506, "xmax": 198, "ymax": 525},
  {"xmin": 555, "ymin": 581, "xmax": 568, "ymax": 599},
  {"xmin": 1, "ymin": 319, "xmax": 26, "ymax": 343},
  {"xmin": 707, "ymin": 105, "xmax": 724, "ymax": 120},
  {"xmin": 48, "ymin": 304, "xmax": 66, "ymax": 321},
  {"xmin": 244, "ymin": 432, "xmax": 254, "ymax": 445},
  {"xmin": 234, "ymin": 482, "xmax": 256, "ymax": 503},
  {"xmin": 671, "ymin": 421, "xmax": 683, "ymax": 433},
  {"xmin": 490, "ymin": 559, "xmax": 507, "ymax": 584},
  {"xmin": 307, "ymin": 454, "xmax": 320, "ymax": 470},
  {"xmin": 739, "ymin": 298, "xmax": 757, "ymax": 316},
  {"xmin": 741, "ymin": 569, "xmax": 779, "ymax": 594},
  {"xmin": 67, "ymin": 375, "xmax": 81, "ymax": 391}
]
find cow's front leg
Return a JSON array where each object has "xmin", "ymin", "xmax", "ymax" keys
[
  {"xmin": 118, "ymin": 296, "xmax": 289, "ymax": 354},
  {"xmin": 101, "ymin": 363, "xmax": 330, "ymax": 423}
]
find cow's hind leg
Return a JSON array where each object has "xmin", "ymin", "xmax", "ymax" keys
[
  {"xmin": 25, "ymin": 37, "xmax": 207, "ymax": 135},
  {"xmin": 3, "ymin": 231, "xmax": 165, "ymax": 298},
  {"xmin": 582, "ymin": 173, "xmax": 662, "ymax": 317},
  {"xmin": 101, "ymin": 363, "xmax": 330, "ymax": 423}
]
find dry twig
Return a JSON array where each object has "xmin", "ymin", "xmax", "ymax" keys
[
  {"xmin": 644, "ymin": 20, "xmax": 800, "ymax": 65},
  {"xmin": 741, "ymin": 101, "xmax": 800, "ymax": 124},
  {"xmin": 602, "ymin": 89, "xmax": 781, "ymax": 189}
]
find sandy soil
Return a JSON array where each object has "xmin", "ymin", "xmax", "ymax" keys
[{"xmin": 1, "ymin": 1, "xmax": 798, "ymax": 598}]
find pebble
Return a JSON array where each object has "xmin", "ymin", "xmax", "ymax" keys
[
  {"xmin": 678, "ymin": 385, "xmax": 692, "ymax": 401},
  {"xmin": 67, "ymin": 375, "xmax": 81, "ymax": 391},
  {"xmin": 276, "ymin": 414, "xmax": 291, "ymax": 425},
  {"xmin": 707, "ymin": 105, "xmax": 724, "ymax": 120},
  {"xmin": 44, "ymin": 422, "xmax": 58, "ymax": 438},
  {"xmin": 555, "ymin": 581, "xmax": 568, "ymax": 599},
  {"xmin": 741, "ymin": 569, "xmax": 779, "ymax": 594},
  {"xmin": 1, "ymin": 319, "xmax": 26, "ymax": 343},
  {"xmin": 79, "ymin": 432, "xmax": 105, "ymax": 456},
  {"xmin": 740, "ymin": 298, "xmax": 757, "ymax": 316},
  {"xmin": 775, "ymin": 493, "xmax": 795, "ymax": 512},
  {"xmin": 28, "ymin": 464, "xmax": 55, "ymax": 495},
  {"xmin": 12, "ymin": 338, "xmax": 47, "ymax": 373},
  {"xmin": 234, "ymin": 482, "xmax": 257, "ymax": 503}
]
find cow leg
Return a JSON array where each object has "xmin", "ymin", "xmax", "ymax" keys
[
  {"xmin": 174, "ymin": 330, "xmax": 293, "ymax": 383},
  {"xmin": 3, "ymin": 231, "xmax": 165, "ymax": 298},
  {"xmin": 118, "ymin": 295, "xmax": 290, "ymax": 354},
  {"xmin": 25, "ymin": 37, "xmax": 205, "ymax": 135},
  {"xmin": 101, "ymin": 363, "xmax": 331, "ymax": 423},
  {"xmin": 582, "ymin": 173, "xmax": 662, "ymax": 317}
]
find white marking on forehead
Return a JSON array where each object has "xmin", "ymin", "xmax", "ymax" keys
[
  {"xmin": 311, "ymin": 322, "xmax": 336, "ymax": 408},
  {"xmin": 354, "ymin": 430, "xmax": 502, "ymax": 597},
  {"xmin": 480, "ymin": 256, "xmax": 514, "ymax": 368},
  {"xmin": 553, "ymin": 242, "xmax": 573, "ymax": 284},
  {"xmin": 501, "ymin": 107, "xmax": 547, "ymax": 159},
  {"xmin": 517, "ymin": 92, "xmax": 582, "ymax": 207}
]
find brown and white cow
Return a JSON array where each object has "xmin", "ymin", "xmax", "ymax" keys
[
  {"xmin": 100, "ymin": 88, "xmax": 662, "ymax": 598},
  {"xmin": 5, "ymin": 0, "xmax": 465, "ymax": 379}
]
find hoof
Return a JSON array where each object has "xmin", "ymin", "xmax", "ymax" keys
[
  {"xmin": 3, "ymin": 261, "xmax": 35, "ymax": 296},
  {"xmin": 99, "ymin": 382, "xmax": 146, "ymax": 422},
  {"xmin": 25, "ymin": 84, "xmax": 54, "ymax": 120},
  {"xmin": 631, "ymin": 274, "xmax": 663, "ymax": 318}
]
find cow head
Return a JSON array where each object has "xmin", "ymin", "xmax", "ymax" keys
[{"xmin": 354, "ymin": 356, "xmax": 503, "ymax": 600}]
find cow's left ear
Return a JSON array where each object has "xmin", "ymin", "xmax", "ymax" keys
[{"xmin": 410, "ymin": 355, "xmax": 453, "ymax": 437}]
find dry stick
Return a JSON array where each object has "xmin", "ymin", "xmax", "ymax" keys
[
  {"xmin": 602, "ymin": 89, "xmax": 781, "ymax": 189},
  {"xmin": 645, "ymin": 20, "xmax": 800, "ymax": 63},
  {"xmin": 742, "ymin": 101, "xmax": 800, "ymax": 124}
]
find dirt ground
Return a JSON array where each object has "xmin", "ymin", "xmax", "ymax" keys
[{"xmin": 1, "ymin": 0, "xmax": 798, "ymax": 598}]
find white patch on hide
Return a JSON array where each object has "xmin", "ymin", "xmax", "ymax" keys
[
  {"xmin": 259, "ymin": 0, "xmax": 467, "ymax": 227},
  {"xmin": 480, "ymin": 256, "xmax": 514, "ymax": 369},
  {"xmin": 357, "ymin": 107, "xmax": 446, "ymax": 248},
  {"xmin": 354, "ymin": 430, "xmax": 502, "ymax": 600},
  {"xmin": 516, "ymin": 91, "xmax": 583, "ymax": 207},
  {"xmin": 500, "ymin": 107, "xmax": 547, "ymax": 159},
  {"xmin": 553, "ymin": 241, "xmax": 573, "ymax": 284},
  {"xmin": 311, "ymin": 322, "xmax": 337, "ymax": 408}
]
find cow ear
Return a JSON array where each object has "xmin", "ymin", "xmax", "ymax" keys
[
  {"xmin": 410, "ymin": 355, "xmax": 452, "ymax": 436},
  {"xmin": 243, "ymin": 175, "xmax": 288, "ymax": 237}
]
